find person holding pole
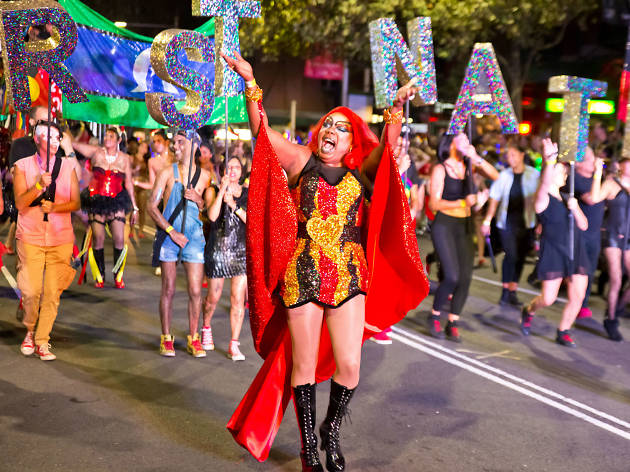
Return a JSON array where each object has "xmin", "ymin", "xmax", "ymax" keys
[
  {"xmin": 587, "ymin": 156, "xmax": 630, "ymax": 341},
  {"xmin": 520, "ymin": 138, "xmax": 590, "ymax": 347},
  {"xmin": 14, "ymin": 121, "xmax": 79, "ymax": 360},
  {"xmin": 223, "ymin": 51, "xmax": 428, "ymax": 472},
  {"xmin": 202, "ymin": 156, "xmax": 248, "ymax": 361},
  {"xmin": 147, "ymin": 130, "xmax": 211, "ymax": 357}
]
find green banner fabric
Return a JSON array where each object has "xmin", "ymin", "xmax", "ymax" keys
[
  {"xmin": 62, "ymin": 94, "xmax": 247, "ymax": 129},
  {"xmin": 58, "ymin": 0, "xmax": 246, "ymax": 128}
]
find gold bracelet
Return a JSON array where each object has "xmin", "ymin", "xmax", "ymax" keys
[
  {"xmin": 245, "ymin": 85, "xmax": 263, "ymax": 103},
  {"xmin": 165, "ymin": 225, "xmax": 174, "ymax": 234},
  {"xmin": 383, "ymin": 107, "xmax": 403, "ymax": 124},
  {"xmin": 460, "ymin": 199, "xmax": 467, "ymax": 208},
  {"xmin": 245, "ymin": 78, "xmax": 257, "ymax": 88},
  {"xmin": 35, "ymin": 182, "xmax": 43, "ymax": 191}
]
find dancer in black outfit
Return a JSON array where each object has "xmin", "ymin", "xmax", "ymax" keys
[
  {"xmin": 521, "ymin": 139, "xmax": 589, "ymax": 347},
  {"xmin": 588, "ymin": 156, "xmax": 630, "ymax": 341},
  {"xmin": 202, "ymin": 156, "xmax": 248, "ymax": 360},
  {"xmin": 428, "ymin": 133, "xmax": 498, "ymax": 341}
]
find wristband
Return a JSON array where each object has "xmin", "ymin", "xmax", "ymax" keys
[
  {"xmin": 460, "ymin": 199, "xmax": 467, "ymax": 208},
  {"xmin": 245, "ymin": 78, "xmax": 257, "ymax": 88},
  {"xmin": 546, "ymin": 159, "xmax": 557, "ymax": 166},
  {"xmin": 133, "ymin": 206, "xmax": 139, "ymax": 212},
  {"xmin": 67, "ymin": 151, "xmax": 76, "ymax": 158},
  {"xmin": 482, "ymin": 220, "xmax": 491, "ymax": 226},
  {"xmin": 35, "ymin": 182, "xmax": 43, "ymax": 191},
  {"xmin": 165, "ymin": 225, "xmax": 174, "ymax": 234},
  {"xmin": 245, "ymin": 85, "xmax": 263, "ymax": 103}
]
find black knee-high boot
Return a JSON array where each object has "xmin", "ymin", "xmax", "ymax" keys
[
  {"xmin": 319, "ymin": 380, "xmax": 355, "ymax": 472},
  {"xmin": 93, "ymin": 248, "xmax": 105, "ymax": 281},
  {"xmin": 293, "ymin": 384, "xmax": 323, "ymax": 472}
]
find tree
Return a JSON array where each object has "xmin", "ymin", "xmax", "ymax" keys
[{"xmin": 240, "ymin": 0, "xmax": 598, "ymax": 118}]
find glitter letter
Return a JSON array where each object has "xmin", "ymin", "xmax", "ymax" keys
[
  {"xmin": 548, "ymin": 76, "xmax": 608, "ymax": 162},
  {"xmin": 447, "ymin": 43, "xmax": 518, "ymax": 135},
  {"xmin": 146, "ymin": 29, "xmax": 215, "ymax": 129},
  {"xmin": 369, "ymin": 17, "xmax": 437, "ymax": 108},
  {"xmin": 0, "ymin": 0, "xmax": 87, "ymax": 111},
  {"xmin": 192, "ymin": 0, "xmax": 261, "ymax": 97}
]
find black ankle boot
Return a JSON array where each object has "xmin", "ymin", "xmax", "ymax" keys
[
  {"xmin": 499, "ymin": 288, "xmax": 510, "ymax": 306},
  {"xmin": 93, "ymin": 249, "xmax": 105, "ymax": 281},
  {"xmin": 293, "ymin": 384, "xmax": 323, "ymax": 472},
  {"xmin": 320, "ymin": 380, "xmax": 355, "ymax": 472},
  {"xmin": 509, "ymin": 290, "xmax": 522, "ymax": 307},
  {"xmin": 604, "ymin": 318, "xmax": 623, "ymax": 342}
]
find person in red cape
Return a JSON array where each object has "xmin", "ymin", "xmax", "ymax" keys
[{"xmin": 223, "ymin": 52, "xmax": 429, "ymax": 472}]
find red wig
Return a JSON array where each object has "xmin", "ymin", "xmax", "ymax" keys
[{"xmin": 308, "ymin": 106, "xmax": 379, "ymax": 170}]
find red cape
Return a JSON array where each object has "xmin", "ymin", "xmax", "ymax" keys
[{"xmin": 227, "ymin": 112, "xmax": 429, "ymax": 462}]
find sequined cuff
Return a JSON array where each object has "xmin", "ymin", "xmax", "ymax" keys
[
  {"xmin": 383, "ymin": 107, "xmax": 403, "ymax": 124},
  {"xmin": 245, "ymin": 85, "xmax": 263, "ymax": 103}
]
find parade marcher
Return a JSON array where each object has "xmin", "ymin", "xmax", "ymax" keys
[
  {"xmin": 14, "ymin": 122, "xmax": 79, "ymax": 360},
  {"xmin": 428, "ymin": 133, "xmax": 499, "ymax": 342},
  {"xmin": 223, "ymin": 52, "xmax": 428, "ymax": 471},
  {"xmin": 147, "ymin": 130, "xmax": 211, "ymax": 357},
  {"xmin": 587, "ymin": 156, "xmax": 629, "ymax": 341},
  {"xmin": 482, "ymin": 143, "xmax": 539, "ymax": 307},
  {"xmin": 521, "ymin": 139, "xmax": 590, "ymax": 347},
  {"xmin": 72, "ymin": 128, "xmax": 137, "ymax": 288},
  {"xmin": 202, "ymin": 156, "xmax": 248, "ymax": 360},
  {"xmin": 130, "ymin": 139, "xmax": 151, "ymax": 239},
  {"xmin": 565, "ymin": 146, "xmax": 605, "ymax": 320}
]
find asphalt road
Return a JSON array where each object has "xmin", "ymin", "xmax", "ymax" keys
[{"xmin": 1, "ymin": 223, "xmax": 629, "ymax": 472}]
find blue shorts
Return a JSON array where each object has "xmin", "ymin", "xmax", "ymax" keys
[{"xmin": 159, "ymin": 223, "xmax": 205, "ymax": 264}]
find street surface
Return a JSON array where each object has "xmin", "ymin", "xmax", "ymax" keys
[{"xmin": 1, "ymin": 223, "xmax": 629, "ymax": 471}]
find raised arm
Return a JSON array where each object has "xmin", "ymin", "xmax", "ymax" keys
[
  {"xmin": 362, "ymin": 84, "xmax": 418, "ymax": 180},
  {"xmin": 428, "ymin": 164, "xmax": 475, "ymax": 214},
  {"xmin": 222, "ymin": 51, "xmax": 310, "ymax": 178},
  {"xmin": 71, "ymin": 140, "xmax": 101, "ymax": 160},
  {"xmin": 466, "ymin": 144, "xmax": 499, "ymax": 181},
  {"xmin": 534, "ymin": 138, "xmax": 557, "ymax": 214},
  {"xmin": 586, "ymin": 157, "xmax": 616, "ymax": 204}
]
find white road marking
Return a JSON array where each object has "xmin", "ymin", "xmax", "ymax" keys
[
  {"xmin": 456, "ymin": 348, "xmax": 521, "ymax": 361},
  {"xmin": 472, "ymin": 274, "xmax": 568, "ymax": 304},
  {"xmin": 390, "ymin": 326, "xmax": 630, "ymax": 439}
]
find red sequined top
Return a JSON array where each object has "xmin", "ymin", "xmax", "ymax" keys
[
  {"xmin": 280, "ymin": 155, "xmax": 368, "ymax": 308},
  {"xmin": 88, "ymin": 167, "xmax": 125, "ymax": 197}
]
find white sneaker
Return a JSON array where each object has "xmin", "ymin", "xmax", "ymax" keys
[
  {"xmin": 201, "ymin": 326, "xmax": 215, "ymax": 350},
  {"xmin": 20, "ymin": 331, "xmax": 34, "ymax": 356},
  {"xmin": 228, "ymin": 340, "xmax": 245, "ymax": 361},
  {"xmin": 35, "ymin": 343, "xmax": 56, "ymax": 361}
]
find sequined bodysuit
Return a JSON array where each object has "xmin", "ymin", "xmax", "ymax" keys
[{"xmin": 280, "ymin": 154, "xmax": 368, "ymax": 308}]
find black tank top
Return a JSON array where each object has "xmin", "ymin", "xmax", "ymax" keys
[
  {"xmin": 605, "ymin": 184, "xmax": 630, "ymax": 237},
  {"xmin": 442, "ymin": 169, "xmax": 468, "ymax": 201}
]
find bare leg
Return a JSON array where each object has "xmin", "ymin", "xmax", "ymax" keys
[
  {"xmin": 527, "ymin": 278, "xmax": 562, "ymax": 314},
  {"xmin": 159, "ymin": 261, "xmax": 177, "ymax": 334},
  {"xmin": 184, "ymin": 262, "xmax": 204, "ymax": 336},
  {"xmin": 287, "ymin": 302, "xmax": 324, "ymax": 387},
  {"xmin": 559, "ymin": 274, "xmax": 588, "ymax": 331},
  {"xmin": 605, "ymin": 247, "xmax": 623, "ymax": 319},
  {"xmin": 325, "ymin": 295, "xmax": 365, "ymax": 389},
  {"xmin": 229, "ymin": 275, "xmax": 247, "ymax": 342},
  {"xmin": 110, "ymin": 213, "xmax": 126, "ymax": 249},
  {"xmin": 203, "ymin": 278, "xmax": 224, "ymax": 327}
]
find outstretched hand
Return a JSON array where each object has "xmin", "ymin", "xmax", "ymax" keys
[
  {"xmin": 392, "ymin": 79, "xmax": 420, "ymax": 108},
  {"xmin": 221, "ymin": 51, "xmax": 254, "ymax": 82},
  {"xmin": 541, "ymin": 138, "xmax": 558, "ymax": 162}
]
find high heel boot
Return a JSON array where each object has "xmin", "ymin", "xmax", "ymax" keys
[
  {"xmin": 319, "ymin": 380, "xmax": 355, "ymax": 471},
  {"xmin": 293, "ymin": 384, "xmax": 323, "ymax": 472}
]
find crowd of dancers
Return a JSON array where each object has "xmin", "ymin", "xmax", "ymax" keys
[{"xmin": 1, "ymin": 76, "xmax": 629, "ymax": 471}]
